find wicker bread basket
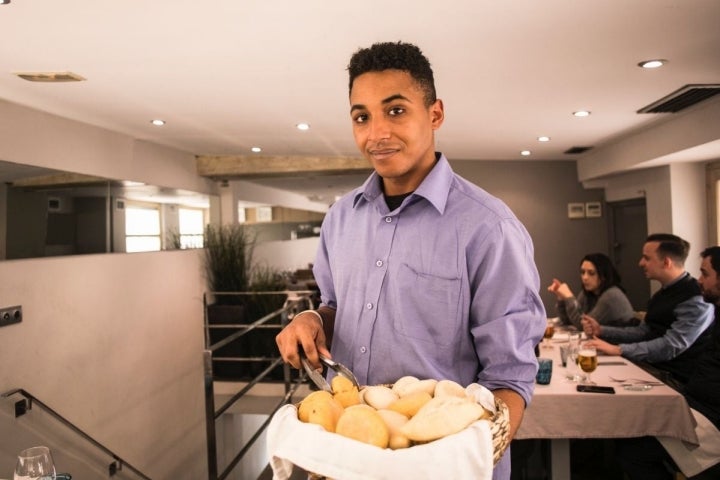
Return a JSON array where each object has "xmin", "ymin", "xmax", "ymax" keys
[{"xmin": 298, "ymin": 395, "xmax": 511, "ymax": 479}]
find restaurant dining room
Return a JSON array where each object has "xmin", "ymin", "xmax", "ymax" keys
[{"xmin": 2, "ymin": 1, "xmax": 720, "ymax": 479}]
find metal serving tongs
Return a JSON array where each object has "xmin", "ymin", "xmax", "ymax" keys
[{"xmin": 300, "ymin": 351, "xmax": 360, "ymax": 392}]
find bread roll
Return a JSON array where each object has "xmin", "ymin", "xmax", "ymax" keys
[
  {"xmin": 377, "ymin": 409, "xmax": 411, "ymax": 449},
  {"xmin": 434, "ymin": 379, "xmax": 466, "ymax": 398},
  {"xmin": 388, "ymin": 391, "xmax": 432, "ymax": 417},
  {"xmin": 335, "ymin": 404, "xmax": 390, "ymax": 448},
  {"xmin": 364, "ymin": 385, "xmax": 399, "ymax": 410},
  {"xmin": 400, "ymin": 396, "xmax": 486, "ymax": 442}
]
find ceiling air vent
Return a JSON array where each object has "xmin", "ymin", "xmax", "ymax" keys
[
  {"xmin": 564, "ymin": 146, "xmax": 593, "ymax": 155},
  {"xmin": 14, "ymin": 71, "xmax": 86, "ymax": 83},
  {"xmin": 638, "ymin": 84, "xmax": 720, "ymax": 114}
]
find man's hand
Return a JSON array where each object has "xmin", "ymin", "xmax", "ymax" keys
[
  {"xmin": 275, "ymin": 310, "xmax": 330, "ymax": 370},
  {"xmin": 583, "ymin": 337, "xmax": 621, "ymax": 356},
  {"xmin": 581, "ymin": 314, "xmax": 601, "ymax": 338}
]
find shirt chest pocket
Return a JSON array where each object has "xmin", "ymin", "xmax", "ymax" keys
[{"xmin": 394, "ymin": 263, "xmax": 461, "ymax": 346}]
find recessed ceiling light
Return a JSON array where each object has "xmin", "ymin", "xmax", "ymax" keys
[
  {"xmin": 296, "ymin": 123, "xmax": 310, "ymax": 131},
  {"xmin": 251, "ymin": 147, "xmax": 262, "ymax": 153},
  {"xmin": 150, "ymin": 119, "xmax": 165, "ymax": 126},
  {"xmin": 573, "ymin": 110, "xmax": 591, "ymax": 117},
  {"xmin": 537, "ymin": 136, "xmax": 551, "ymax": 142},
  {"xmin": 520, "ymin": 150, "xmax": 531, "ymax": 156},
  {"xmin": 638, "ymin": 59, "xmax": 667, "ymax": 69}
]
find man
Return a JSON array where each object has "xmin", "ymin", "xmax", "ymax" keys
[
  {"xmin": 276, "ymin": 41, "xmax": 545, "ymax": 478},
  {"xmin": 582, "ymin": 233, "xmax": 714, "ymax": 384},
  {"xmin": 617, "ymin": 246, "xmax": 720, "ymax": 480}
]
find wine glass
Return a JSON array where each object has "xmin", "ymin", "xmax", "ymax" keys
[
  {"xmin": 14, "ymin": 446, "xmax": 56, "ymax": 480},
  {"xmin": 542, "ymin": 319, "xmax": 555, "ymax": 348},
  {"xmin": 577, "ymin": 344, "xmax": 598, "ymax": 385}
]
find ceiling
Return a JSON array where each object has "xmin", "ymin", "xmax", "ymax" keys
[{"xmin": 1, "ymin": 1, "xmax": 719, "ymax": 204}]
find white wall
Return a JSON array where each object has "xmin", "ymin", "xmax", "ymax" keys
[
  {"xmin": 0, "ymin": 250, "xmax": 208, "ymax": 479},
  {"xmin": 0, "ymin": 99, "xmax": 213, "ymax": 478},
  {"xmin": 669, "ymin": 162, "xmax": 709, "ymax": 276}
]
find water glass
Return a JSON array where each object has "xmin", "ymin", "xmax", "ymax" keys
[
  {"xmin": 536, "ymin": 357, "xmax": 553, "ymax": 385},
  {"xmin": 14, "ymin": 446, "xmax": 55, "ymax": 480},
  {"xmin": 565, "ymin": 332, "xmax": 583, "ymax": 382}
]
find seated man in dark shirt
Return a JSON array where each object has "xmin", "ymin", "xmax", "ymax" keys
[{"xmin": 617, "ymin": 246, "xmax": 720, "ymax": 480}]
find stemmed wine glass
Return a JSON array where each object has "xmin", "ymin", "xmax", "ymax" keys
[
  {"xmin": 577, "ymin": 344, "xmax": 598, "ymax": 385},
  {"xmin": 14, "ymin": 446, "xmax": 56, "ymax": 480}
]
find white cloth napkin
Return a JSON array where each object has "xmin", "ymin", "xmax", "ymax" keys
[
  {"xmin": 267, "ymin": 403, "xmax": 493, "ymax": 480},
  {"xmin": 657, "ymin": 408, "xmax": 720, "ymax": 477}
]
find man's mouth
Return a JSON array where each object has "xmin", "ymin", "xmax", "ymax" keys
[{"xmin": 368, "ymin": 147, "xmax": 399, "ymax": 160}]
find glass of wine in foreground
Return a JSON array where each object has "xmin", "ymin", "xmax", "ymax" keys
[{"xmin": 577, "ymin": 344, "xmax": 597, "ymax": 385}]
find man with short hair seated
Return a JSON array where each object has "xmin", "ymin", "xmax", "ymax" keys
[{"xmin": 615, "ymin": 246, "xmax": 720, "ymax": 480}]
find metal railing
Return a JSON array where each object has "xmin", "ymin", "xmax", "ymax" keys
[
  {"xmin": 1, "ymin": 388, "xmax": 152, "ymax": 479},
  {"xmin": 203, "ymin": 290, "xmax": 314, "ymax": 480}
]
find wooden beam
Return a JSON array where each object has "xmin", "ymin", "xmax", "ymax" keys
[{"xmin": 196, "ymin": 155, "xmax": 371, "ymax": 179}]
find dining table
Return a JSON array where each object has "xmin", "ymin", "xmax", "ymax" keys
[{"xmin": 514, "ymin": 327, "xmax": 699, "ymax": 480}]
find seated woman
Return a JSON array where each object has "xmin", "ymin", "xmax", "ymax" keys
[{"xmin": 548, "ymin": 252, "xmax": 636, "ymax": 330}]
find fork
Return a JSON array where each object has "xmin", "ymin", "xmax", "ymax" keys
[{"xmin": 608, "ymin": 376, "xmax": 663, "ymax": 385}]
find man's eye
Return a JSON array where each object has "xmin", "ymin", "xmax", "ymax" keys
[
  {"xmin": 388, "ymin": 107, "xmax": 405, "ymax": 116},
  {"xmin": 353, "ymin": 114, "xmax": 368, "ymax": 124}
]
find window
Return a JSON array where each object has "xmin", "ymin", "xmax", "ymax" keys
[
  {"xmin": 125, "ymin": 205, "xmax": 161, "ymax": 252},
  {"xmin": 178, "ymin": 208, "xmax": 204, "ymax": 249}
]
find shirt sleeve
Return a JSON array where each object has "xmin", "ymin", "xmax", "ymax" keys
[
  {"xmin": 468, "ymin": 218, "xmax": 546, "ymax": 405},
  {"xmin": 619, "ymin": 296, "xmax": 714, "ymax": 362},
  {"xmin": 559, "ymin": 294, "xmax": 584, "ymax": 329}
]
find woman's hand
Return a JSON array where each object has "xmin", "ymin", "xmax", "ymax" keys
[{"xmin": 548, "ymin": 278, "xmax": 574, "ymax": 300}]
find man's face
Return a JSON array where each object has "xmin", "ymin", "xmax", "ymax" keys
[
  {"xmin": 638, "ymin": 241, "xmax": 665, "ymax": 281},
  {"xmin": 698, "ymin": 255, "xmax": 720, "ymax": 304},
  {"xmin": 349, "ymin": 70, "xmax": 444, "ymax": 195}
]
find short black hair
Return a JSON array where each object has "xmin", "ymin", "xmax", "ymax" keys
[
  {"xmin": 700, "ymin": 246, "xmax": 720, "ymax": 273},
  {"xmin": 347, "ymin": 41, "xmax": 437, "ymax": 107},
  {"xmin": 646, "ymin": 233, "xmax": 690, "ymax": 265}
]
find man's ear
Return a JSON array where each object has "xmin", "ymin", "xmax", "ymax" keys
[{"xmin": 430, "ymin": 99, "xmax": 444, "ymax": 130}]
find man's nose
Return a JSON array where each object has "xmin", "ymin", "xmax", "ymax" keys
[{"xmin": 368, "ymin": 117, "xmax": 391, "ymax": 141}]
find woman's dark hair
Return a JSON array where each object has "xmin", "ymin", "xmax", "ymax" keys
[
  {"xmin": 347, "ymin": 41, "xmax": 437, "ymax": 107},
  {"xmin": 581, "ymin": 253, "xmax": 624, "ymax": 294}
]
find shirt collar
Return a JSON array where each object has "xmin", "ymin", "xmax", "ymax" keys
[{"xmin": 352, "ymin": 152, "xmax": 453, "ymax": 214}]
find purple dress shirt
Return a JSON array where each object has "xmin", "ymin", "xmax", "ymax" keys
[{"xmin": 312, "ymin": 153, "xmax": 546, "ymax": 478}]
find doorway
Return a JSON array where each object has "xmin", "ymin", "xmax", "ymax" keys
[{"xmin": 607, "ymin": 199, "xmax": 650, "ymax": 311}]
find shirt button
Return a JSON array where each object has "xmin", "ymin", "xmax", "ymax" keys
[
  {"xmin": 360, "ymin": 346, "xmax": 367, "ymax": 354},
  {"xmin": 376, "ymin": 260, "xmax": 383, "ymax": 267},
  {"xmin": 366, "ymin": 303, "xmax": 373, "ymax": 310},
  {"xmin": 385, "ymin": 217, "xmax": 392, "ymax": 223}
]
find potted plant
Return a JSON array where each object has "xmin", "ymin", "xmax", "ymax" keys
[{"xmin": 203, "ymin": 223, "xmax": 256, "ymax": 379}]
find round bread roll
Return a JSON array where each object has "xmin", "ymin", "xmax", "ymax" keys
[
  {"xmin": 298, "ymin": 390, "xmax": 334, "ymax": 422},
  {"xmin": 335, "ymin": 404, "xmax": 390, "ymax": 448},
  {"xmin": 334, "ymin": 387, "xmax": 361, "ymax": 408},
  {"xmin": 400, "ymin": 396, "xmax": 486, "ymax": 442},
  {"xmin": 391, "ymin": 375, "xmax": 419, "ymax": 396},
  {"xmin": 364, "ymin": 385, "xmax": 399, "ymax": 410},
  {"xmin": 331, "ymin": 375, "xmax": 356, "ymax": 394},
  {"xmin": 298, "ymin": 391, "xmax": 344, "ymax": 432}
]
